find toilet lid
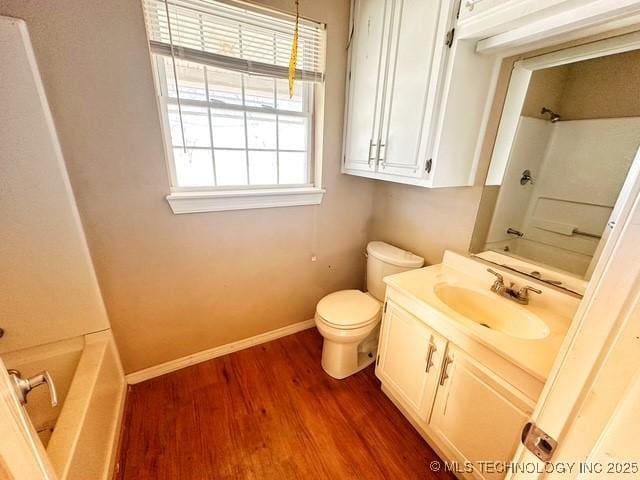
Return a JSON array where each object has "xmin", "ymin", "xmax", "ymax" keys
[{"xmin": 316, "ymin": 290, "xmax": 381, "ymax": 329}]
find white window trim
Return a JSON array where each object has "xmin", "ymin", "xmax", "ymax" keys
[{"xmin": 166, "ymin": 186, "xmax": 325, "ymax": 214}]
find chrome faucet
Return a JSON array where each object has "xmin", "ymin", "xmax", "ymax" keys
[
  {"xmin": 487, "ymin": 268, "xmax": 542, "ymax": 305},
  {"xmin": 7, "ymin": 369, "xmax": 58, "ymax": 407}
]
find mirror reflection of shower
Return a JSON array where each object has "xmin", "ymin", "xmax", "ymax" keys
[{"xmin": 474, "ymin": 49, "xmax": 640, "ymax": 280}]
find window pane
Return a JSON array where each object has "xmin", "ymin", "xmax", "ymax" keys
[
  {"xmin": 164, "ymin": 57, "xmax": 206, "ymax": 101},
  {"xmin": 247, "ymin": 113, "xmax": 276, "ymax": 149},
  {"xmin": 215, "ymin": 149, "xmax": 248, "ymax": 186},
  {"xmin": 278, "ymin": 116, "xmax": 307, "ymax": 151},
  {"xmin": 173, "ymin": 148, "xmax": 214, "ymax": 187},
  {"xmin": 279, "ymin": 152, "xmax": 307, "ymax": 184},
  {"xmin": 206, "ymin": 67, "xmax": 243, "ymax": 106},
  {"xmin": 168, "ymin": 104, "xmax": 210, "ymax": 147},
  {"xmin": 276, "ymin": 78, "xmax": 305, "ymax": 112},
  {"xmin": 249, "ymin": 151, "xmax": 277, "ymax": 185},
  {"xmin": 245, "ymin": 75, "xmax": 275, "ymax": 109},
  {"xmin": 211, "ymin": 109, "xmax": 245, "ymax": 148}
]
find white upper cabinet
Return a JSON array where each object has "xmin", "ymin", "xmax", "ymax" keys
[
  {"xmin": 377, "ymin": 0, "xmax": 446, "ymax": 178},
  {"xmin": 457, "ymin": 0, "xmax": 640, "ymax": 54},
  {"xmin": 342, "ymin": 0, "xmax": 494, "ymax": 188},
  {"xmin": 456, "ymin": 0, "xmax": 568, "ymax": 38},
  {"xmin": 343, "ymin": 0, "xmax": 392, "ymax": 174}
]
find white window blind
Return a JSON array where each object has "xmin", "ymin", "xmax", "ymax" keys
[{"xmin": 142, "ymin": 0, "xmax": 326, "ymax": 82}]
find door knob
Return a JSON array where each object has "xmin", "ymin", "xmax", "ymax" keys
[{"xmin": 8, "ymin": 369, "xmax": 58, "ymax": 407}]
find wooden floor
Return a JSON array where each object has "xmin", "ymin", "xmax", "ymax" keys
[{"xmin": 117, "ymin": 328, "xmax": 454, "ymax": 479}]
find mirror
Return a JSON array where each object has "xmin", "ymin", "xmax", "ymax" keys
[{"xmin": 471, "ymin": 46, "xmax": 640, "ymax": 295}]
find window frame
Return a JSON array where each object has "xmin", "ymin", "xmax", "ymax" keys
[
  {"xmin": 146, "ymin": 24, "xmax": 326, "ymax": 212},
  {"xmin": 154, "ymin": 55, "xmax": 318, "ymax": 194}
]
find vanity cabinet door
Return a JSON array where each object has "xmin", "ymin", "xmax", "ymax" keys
[
  {"xmin": 429, "ymin": 344, "xmax": 534, "ymax": 479},
  {"xmin": 376, "ymin": 301, "xmax": 447, "ymax": 421},
  {"xmin": 343, "ymin": 0, "xmax": 392, "ymax": 174}
]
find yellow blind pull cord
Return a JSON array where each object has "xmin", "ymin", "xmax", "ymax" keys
[{"xmin": 288, "ymin": 0, "xmax": 300, "ymax": 98}]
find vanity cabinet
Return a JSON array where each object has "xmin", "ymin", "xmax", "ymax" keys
[
  {"xmin": 430, "ymin": 344, "xmax": 533, "ymax": 479},
  {"xmin": 376, "ymin": 300, "xmax": 447, "ymax": 421},
  {"xmin": 377, "ymin": 298, "xmax": 536, "ymax": 478}
]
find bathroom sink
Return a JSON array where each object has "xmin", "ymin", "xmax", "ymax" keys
[{"xmin": 433, "ymin": 284, "xmax": 550, "ymax": 340}]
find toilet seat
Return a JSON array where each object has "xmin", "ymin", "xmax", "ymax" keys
[{"xmin": 316, "ymin": 290, "xmax": 381, "ymax": 330}]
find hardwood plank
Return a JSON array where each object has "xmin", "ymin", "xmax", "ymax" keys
[{"xmin": 116, "ymin": 329, "xmax": 454, "ymax": 479}]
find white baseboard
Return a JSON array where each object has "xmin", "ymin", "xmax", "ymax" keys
[{"xmin": 125, "ymin": 318, "xmax": 316, "ymax": 384}]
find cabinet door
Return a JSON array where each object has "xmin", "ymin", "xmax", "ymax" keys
[
  {"xmin": 377, "ymin": 0, "xmax": 452, "ymax": 178},
  {"xmin": 428, "ymin": 39, "xmax": 500, "ymax": 187},
  {"xmin": 343, "ymin": 0, "xmax": 392, "ymax": 173},
  {"xmin": 430, "ymin": 344, "xmax": 534, "ymax": 479},
  {"xmin": 376, "ymin": 301, "xmax": 447, "ymax": 421}
]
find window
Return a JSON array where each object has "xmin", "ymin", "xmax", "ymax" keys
[{"xmin": 142, "ymin": 0, "xmax": 326, "ymax": 213}]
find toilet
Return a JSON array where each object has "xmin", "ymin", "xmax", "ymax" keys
[{"xmin": 315, "ymin": 241, "xmax": 424, "ymax": 379}]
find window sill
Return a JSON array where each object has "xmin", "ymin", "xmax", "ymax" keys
[{"xmin": 166, "ymin": 187, "xmax": 325, "ymax": 214}]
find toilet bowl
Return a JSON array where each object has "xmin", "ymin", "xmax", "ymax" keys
[
  {"xmin": 315, "ymin": 242, "xmax": 424, "ymax": 379},
  {"xmin": 315, "ymin": 290, "xmax": 381, "ymax": 379}
]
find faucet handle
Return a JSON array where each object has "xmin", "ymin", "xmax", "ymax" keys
[
  {"xmin": 518, "ymin": 285, "xmax": 542, "ymax": 303},
  {"xmin": 487, "ymin": 268, "xmax": 504, "ymax": 283},
  {"xmin": 520, "ymin": 285, "xmax": 542, "ymax": 295}
]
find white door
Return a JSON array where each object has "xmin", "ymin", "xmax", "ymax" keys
[
  {"xmin": 376, "ymin": 301, "xmax": 447, "ymax": 421},
  {"xmin": 343, "ymin": 0, "xmax": 392, "ymax": 173},
  {"xmin": 0, "ymin": 357, "xmax": 55, "ymax": 479},
  {"xmin": 430, "ymin": 344, "xmax": 534, "ymax": 480},
  {"xmin": 377, "ymin": 0, "xmax": 452, "ymax": 177}
]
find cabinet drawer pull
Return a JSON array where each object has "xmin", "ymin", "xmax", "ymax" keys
[
  {"xmin": 439, "ymin": 354, "xmax": 452, "ymax": 385},
  {"xmin": 425, "ymin": 342, "xmax": 436, "ymax": 373}
]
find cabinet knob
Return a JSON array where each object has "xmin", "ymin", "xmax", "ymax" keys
[{"xmin": 465, "ymin": 0, "xmax": 478, "ymax": 11}]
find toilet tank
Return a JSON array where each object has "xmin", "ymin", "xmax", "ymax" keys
[{"xmin": 366, "ymin": 241, "xmax": 424, "ymax": 302}]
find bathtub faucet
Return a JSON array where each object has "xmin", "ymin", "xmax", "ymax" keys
[{"xmin": 7, "ymin": 369, "xmax": 58, "ymax": 407}]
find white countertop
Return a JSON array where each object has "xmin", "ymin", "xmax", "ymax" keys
[{"xmin": 383, "ymin": 251, "xmax": 580, "ymax": 382}]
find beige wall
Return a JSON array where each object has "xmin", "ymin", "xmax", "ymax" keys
[
  {"xmin": 1, "ymin": 0, "xmax": 376, "ymax": 373},
  {"xmin": 522, "ymin": 48, "xmax": 640, "ymax": 121},
  {"xmin": 559, "ymin": 49, "xmax": 640, "ymax": 120}
]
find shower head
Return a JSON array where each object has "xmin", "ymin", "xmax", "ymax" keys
[{"xmin": 540, "ymin": 107, "xmax": 561, "ymax": 123}]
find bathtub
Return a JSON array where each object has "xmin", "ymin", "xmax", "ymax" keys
[{"xmin": 3, "ymin": 330, "xmax": 126, "ymax": 479}]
